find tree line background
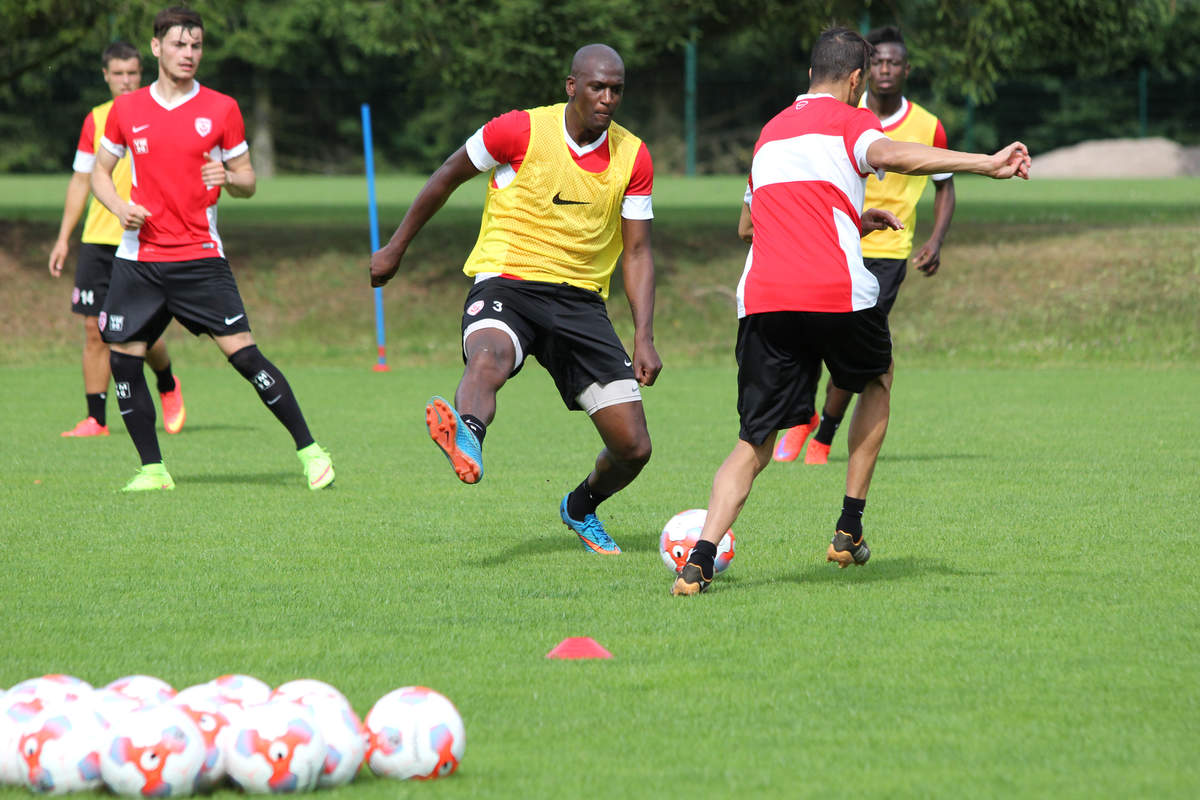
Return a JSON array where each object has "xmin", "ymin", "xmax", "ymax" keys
[{"xmin": 3, "ymin": 0, "xmax": 1197, "ymax": 177}]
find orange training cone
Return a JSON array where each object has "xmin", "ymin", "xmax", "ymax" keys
[{"xmin": 546, "ymin": 637, "xmax": 613, "ymax": 659}]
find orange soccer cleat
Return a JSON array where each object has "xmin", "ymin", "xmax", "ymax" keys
[
  {"xmin": 160, "ymin": 377, "xmax": 186, "ymax": 434},
  {"xmin": 804, "ymin": 438, "xmax": 831, "ymax": 465},
  {"xmin": 61, "ymin": 417, "xmax": 109, "ymax": 437},
  {"xmin": 772, "ymin": 412, "xmax": 820, "ymax": 462}
]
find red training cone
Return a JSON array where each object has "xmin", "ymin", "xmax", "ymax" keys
[{"xmin": 546, "ymin": 637, "xmax": 613, "ymax": 659}]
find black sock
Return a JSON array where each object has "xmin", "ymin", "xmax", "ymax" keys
[
  {"xmin": 814, "ymin": 412, "xmax": 844, "ymax": 446},
  {"xmin": 86, "ymin": 392, "xmax": 107, "ymax": 426},
  {"xmin": 110, "ymin": 352, "xmax": 162, "ymax": 465},
  {"xmin": 152, "ymin": 362, "xmax": 176, "ymax": 394},
  {"xmin": 837, "ymin": 495, "xmax": 866, "ymax": 538},
  {"xmin": 687, "ymin": 539, "xmax": 717, "ymax": 579},
  {"xmin": 228, "ymin": 345, "xmax": 314, "ymax": 449},
  {"xmin": 566, "ymin": 477, "xmax": 612, "ymax": 520},
  {"xmin": 461, "ymin": 413, "xmax": 486, "ymax": 446}
]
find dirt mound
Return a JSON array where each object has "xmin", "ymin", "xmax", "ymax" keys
[{"xmin": 1034, "ymin": 137, "xmax": 1200, "ymax": 178}]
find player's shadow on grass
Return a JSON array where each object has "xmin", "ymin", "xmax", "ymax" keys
[
  {"xmin": 182, "ymin": 471, "xmax": 297, "ymax": 487},
  {"xmin": 477, "ymin": 535, "xmax": 579, "ymax": 567},
  {"xmin": 786, "ymin": 556, "xmax": 992, "ymax": 585},
  {"xmin": 159, "ymin": 423, "xmax": 260, "ymax": 435}
]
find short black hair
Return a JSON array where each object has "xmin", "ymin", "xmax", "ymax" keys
[
  {"xmin": 102, "ymin": 41, "xmax": 140, "ymax": 69},
  {"xmin": 866, "ymin": 25, "xmax": 907, "ymax": 58},
  {"xmin": 809, "ymin": 26, "xmax": 873, "ymax": 84},
  {"xmin": 153, "ymin": 6, "xmax": 203, "ymax": 40}
]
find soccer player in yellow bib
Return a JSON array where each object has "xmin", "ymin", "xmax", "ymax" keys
[
  {"xmin": 370, "ymin": 44, "xmax": 661, "ymax": 555},
  {"xmin": 48, "ymin": 41, "xmax": 186, "ymax": 439},
  {"xmin": 773, "ymin": 25, "xmax": 956, "ymax": 465}
]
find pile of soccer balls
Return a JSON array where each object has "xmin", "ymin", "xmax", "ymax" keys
[{"xmin": 0, "ymin": 674, "xmax": 465, "ymax": 795}]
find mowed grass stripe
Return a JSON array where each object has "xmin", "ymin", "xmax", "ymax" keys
[{"xmin": 2, "ymin": 364, "xmax": 1197, "ymax": 798}]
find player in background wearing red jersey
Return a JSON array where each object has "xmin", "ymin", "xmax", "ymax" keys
[
  {"xmin": 48, "ymin": 41, "xmax": 186, "ymax": 439},
  {"xmin": 371, "ymin": 44, "xmax": 661, "ymax": 555},
  {"xmin": 672, "ymin": 27, "xmax": 1030, "ymax": 595},
  {"xmin": 775, "ymin": 25, "xmax": 958, "ymax": 465},
  {"xmin": 90, "ymin": 7, "xmax": 334, "ymax": 492}
]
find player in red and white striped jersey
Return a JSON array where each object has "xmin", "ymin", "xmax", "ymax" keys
[
  {"xmin": 89, "ymin": 7, "xmax": 334, "ymax": 493},
  {"xmin": 672, "ymin": 26, "xmax": 1030, "ymax": 596}
]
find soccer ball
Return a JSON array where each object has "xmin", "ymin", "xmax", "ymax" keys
[
  {"xmin": 659, "ymin": 509, "xmax": 735, "ymax": 574},
  {"xmin": 100, "ymin": 704, "xmax": 206, "ymax": 797},
  {"xmin": 2, "ymin": 676, "xmax": 94, "ymax": 788},
  {"xmin": 270, "ymin": 679, "xmax": 350, "ymax": 709},
  {"xmin": 365, "ymin": 687, "xmax": 465, "ymax": 780},
  {"xmin": 223, "ymin": 700, "xmax": 326, "ymax": 793},
  {"xmin": 16, "ymin": 704, "xmax": 106, "ymax": 794},
  {"xmin": 206, "ymin": 675, "xmax": 272, "ymax": 712},
  {"xmin": 170, "ymin": 692, "xmax": 232, "ymax": 791},
  {"xmin": 105, "ymin": 675, "xmax": 177, "ymax": 708}
]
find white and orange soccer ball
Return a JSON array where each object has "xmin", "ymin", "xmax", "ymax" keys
[
  {"xmin": 99, "ymin": 704, "xmax": 206, "ymax": 797},
  {"xmin": 365, "ymin": 687, "xmax": 464, "ymax": 781},
  {"xmin": 105, "ymin": 675, "xmax": 177, "ymax": 709},
  {"xmin": 271, "ymin": 681, "xmax": 363, "ymax": 788},
  {"xmin": 16, "ymin": 704, "xmax": 106, "ymax": 794},
  {"xmin": 206, "ymin": 675, "xmax": 272, "ymax": 714},
  {"xmin": 170, "ymin": 692, "xmax": 232, "ymax": 791},
  {"xmin": 223, "ymin": 701, "xmax": 326, "ymax": 794},
  {"xmin": 659, "ymin": 509, "xmax": 735, "ymax": 574}
]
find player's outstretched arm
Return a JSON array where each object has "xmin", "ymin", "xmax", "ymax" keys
[
  {"xmin": 91, "ymin": 148, "xmax": 150, "ymax": 230},
  {"xmin": 49, "ymin": 171, "xmax": 91, "ymax": 277},
  {"xmin": 867, "ymin": 139, "xmax": 1032, "ymax": 180},
  {"xmin": 370, "ymin": 147, "xmax": 481, "ymax": 288},
  {"xmin": 620, "ymin": 217, "xmax": 662, "ymax": 387}
]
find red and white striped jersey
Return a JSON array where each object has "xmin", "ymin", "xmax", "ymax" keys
[
  {"xmin": 738, "ymin": 94, "xmax": 887, "ymax": 316},
  {"xmin": 101, "ymin": 81, "xmax": 248, "ymax": 262}
]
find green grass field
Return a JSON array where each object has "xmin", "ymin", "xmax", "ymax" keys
[
  {"xmin": 1, "ymin": 175, "xmax": 1198, "ymax": 797},
  {"xmin": 2, "ymin": 364, "xmax": 1198, "ymax": 798}
]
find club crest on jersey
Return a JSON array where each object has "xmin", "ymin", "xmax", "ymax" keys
[
  {"xmin": 466, "ymin": 300, "xmax": 485, "ymax": 316},
  {"xmin": 195, "ymin": 117, "xmax": 212, "ymax": 137},
  {"xmin": 133, "ymin": 138, "xmax": 149, "ymax": 154},
  {"xmin": 97, "ymin": 312, "xmax": 107, "ymax": 331}
]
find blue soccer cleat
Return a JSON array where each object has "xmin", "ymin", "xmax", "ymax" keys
[
  {"xmin": 559, "ymin": 494, "xmax": 620, "ymax": 554},
  {"xmin": 426, "ymin": 396, "xmax": 483, "ymax": 484}
]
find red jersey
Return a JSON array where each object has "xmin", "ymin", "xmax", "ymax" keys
[
  {"xmin": 101, "ymin": 81, "xmax": 248, "ymax": 262},
  {"xmin": 737, "ymin": 94, "xmax": 887, "ymax": 316},
  {"xmin": 465, "ymin": 109, "xmax": 654, "ymax": 220}
]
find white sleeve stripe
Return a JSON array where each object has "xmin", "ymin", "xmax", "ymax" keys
[
  {"xmin": 854, "ymin": 129, "xmax": 888, "ymax": 179},
  {"xmin": 72, "ymin": 151, "xmax": 95, "ymax": 173},
  {"xmin": 621, "ymin": 194, "xmax": 653, "ymax": 220},
  {"xmin": 99, "ymin": 136, "xmax": 125, "ymax": 158},
  {"xmin": 931, "ymin": 172, "xmax": 953, "ymax": 182},
  {"xmin": 222, "ymin": 141, "xmax": 249, "ymax": 160},
  {"xmin": 465, "ymin": 127, "xmax": 499, "ymax": 171}
]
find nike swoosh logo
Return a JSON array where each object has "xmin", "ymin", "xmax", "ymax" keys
[
  {"xmin": 224, "ymin": 314, "xmax": 245, "ymax": 325},
  {"xmin": 266, "ymin": 396, "xmax": 282, "ymax": 405},
  {"xmin": 132, "ymin": 124, "xmax": 150, "ymax": 132},
  {"xmin": 120, "ymin": 409, "xmax": 134, "ymax": 415},
  {"xmin": 624, "ymin": 358, "xmax": 633, "ymax": 367},
  {"xmin": 552, "ymin": 192, "xmax": 589, "ymax": 206}
]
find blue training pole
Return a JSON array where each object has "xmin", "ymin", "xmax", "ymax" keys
[{"xmin": 361, "ymin": 103, "xmax": 389, "ymax": 371}]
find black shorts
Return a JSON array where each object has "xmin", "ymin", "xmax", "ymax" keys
[
  {"xmin": 100, "ymin": 257, "xmax": 251, "ymax": 344},
  {"xmin": 865, "ymin": 257, "xmax": 907, "ymax": 314},
  {"xmin": 735, "ymin": 308, "xmax": 892, "ymax": 445},
  {"xmin": 459, "ymin": 277, "xmax": 635, "ymax": 410},
  {"xmin": 71, "ymin": 243, "xmax": 116, "ymax": 315}
]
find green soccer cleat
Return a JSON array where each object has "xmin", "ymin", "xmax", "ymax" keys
[
  {"xmin": 298, "ymin": 442, "xmax": 335, "ymax": 490},
  {"xmin": 121, "ymin": 463, "xmax": 175, "ymax": 492}
]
